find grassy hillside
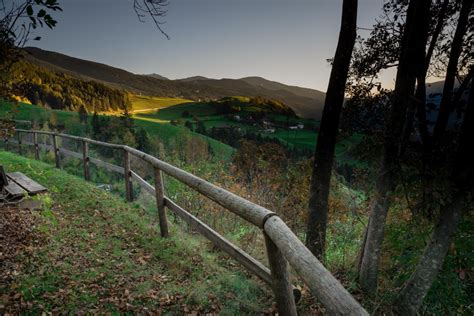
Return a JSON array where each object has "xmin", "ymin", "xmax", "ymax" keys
[
  {"xmin": 0, "ymin": 101, "xmax": 234, "ymax": 161},
  {"xmin": 0, "ymin": 151, "xmax": 270, "ymax": 313},
  {"xmin": 135, "ymin": 97, "xmax": 320, "ymax": 151},
  {"xmin": 130, "ymin": 95, "xmax": 192, "ymax": 113}
]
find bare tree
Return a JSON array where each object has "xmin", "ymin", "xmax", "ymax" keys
[
  {"xmin": 306, "ymin": 0, "xmax": 358, "ymax": 259},
  {"xmin": 358, "ymin": 0, "xmax": 431, "ymax": 294},
  {"xmin": 395, "ymin": 75, "xmax": 474, "ymax": 315},
  {"xmin": 432, "ymin": 0, "xmax": 472, "ymax": 143},
  {"xmin": 133, "ymin": 0, "xmax": 169, "ymax": 39}
]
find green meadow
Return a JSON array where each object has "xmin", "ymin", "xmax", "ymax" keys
[
  {"xmin": 0, "ymin": 101, "xmax": 234, "ymax": 161},
  {"xmin": 129, "ymin": 95, "xmax": 192, "ymax": 113},
  {"xmin": 134, "ymin": 97, "xmax": 322, "ymax": 151}
]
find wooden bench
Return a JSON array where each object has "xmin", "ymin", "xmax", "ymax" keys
[{"xmin": 0, "ymin": 166, "xmax": 47, "ymax": 199}]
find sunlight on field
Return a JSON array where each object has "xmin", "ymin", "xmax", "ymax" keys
[
  {"xmin": 132, "ymin": 115, "xmax": 170, "ymax": 124},
  {"xmin": 130, "ymin": 94, "xmax": 192, "ymax": 113}
]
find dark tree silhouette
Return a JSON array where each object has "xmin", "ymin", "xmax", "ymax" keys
[
  {"xmin": 432, "ymin": 0, "xmax": 472, "ymax": 143},
  {"xmin": 396, "ymin": 76, "xmax": 474, "ymax": 315},
  {"xmin": 358, "ymin": 0, "xmax": 431, "ymax": 294},
  {"xmin": 133, "ymin": 0, "xmax": 169, "ymax": 39},
  {"xmin": 306, "ymin": 0, "xmax": 357, "ymax": 259}
]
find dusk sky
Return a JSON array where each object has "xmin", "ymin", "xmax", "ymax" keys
[{"xmin": 30, "ymin": 0, "xmax": 392, "ymax": 91}]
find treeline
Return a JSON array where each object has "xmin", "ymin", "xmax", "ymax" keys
[
  {"xmin": 9, "ymin": 61, "xmax": 131, "ymax": 112},
  {"xmin": 209, "ymin": 96, "xmax": 296, "ymax": 116},
  {"xmin": 187, "ymin": 121, "xmax": 313, "ymax": 157},
  {"xmin": 89, "ymin": 111, "xmax": 151, "ymax": 156}
]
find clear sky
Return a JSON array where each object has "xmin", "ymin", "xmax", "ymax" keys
[{"xmin": 30, "ymin": 0, "xmax": 391, "ymax": 92}]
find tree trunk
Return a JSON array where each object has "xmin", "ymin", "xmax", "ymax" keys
[
  {"xmin": 306, "ymin": 0, "xmax": 357, "ymax": 259},
  {"xmin": 358, "ymin": 0, "xmax": 431, "ymax": 294},
  {"xmin": 432, "ymin": 0, "xmax": 472, "ymax": 142},
  {"xmin": 395, "ymin": 192, "xmax": 465, "ymax": 315},
  {"xmin": 415, "ymin": 0, "xmax": 449, "ymax": 212},
  {"xmin": 396, "ymin": 77, "xmax": 473, "ymax": 315},
  {"xmin": 415, "ymin": 0, "xmax": 449, "ymax": 148}
]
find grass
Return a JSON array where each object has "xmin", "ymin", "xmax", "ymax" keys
[
  {"xmin": 136, "ymin": 102, "xmax": 363, "ymax": 156},
  {"xmin": 0, "ymin": 151, "xmax": 270, "ymax": 314},
  {"xmin": 130, "ymin": 95, "xmax": 192, "ymax": 113},
  {"xmin": 147, "ymin": 102, "xmax": 218, "ymax": 120},
  {"xmin": 135, "ymin": 100, "xmax": 321, "ymax": 151},
  {"xmin": 0, "ymin": 100, "xmax": 235, "ymax": 161}
]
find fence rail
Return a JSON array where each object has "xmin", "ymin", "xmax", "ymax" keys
[{"xmin": 4, "ymin": 128, "xmax": 368, "ymax": 315}]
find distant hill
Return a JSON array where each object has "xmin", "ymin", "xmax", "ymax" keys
[
  {"xmin": 426, "ymin": 79, "xmax": 461, "ymax": 96},
  {"xmin": 23, "ymin": 47, "xmax": 326, "ymax": 119},
  {"xmin": 185, "ymin": 76, "xmax": 326, "ymax": 119},
  {"xmin": 178, "ymin": 76, "xmax": 210, "ymax": 82},
  {"xmin": 144, "ymin": 73, "xmax": 169, "ymax": 80}
]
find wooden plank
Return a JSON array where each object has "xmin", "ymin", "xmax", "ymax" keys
[
  {"xmin": 33, "ymin": 132, "xmax": 39, "ymax": 160},
  {"xmin": 0, "ymin": 165, "xmax": 8, "ymax": 189},
  {"xmin": 17, "ymin": 131, "xmax": 22, "ymax": 155},
  {"xmin": 264, "ymin": 216, "xmax": 368, "ymax": 315},
  {"xmin": 154, "ymin": 168, "xmax": 169, "ymax": 237},
  {"xmin": 126, "ymin": 146, "xmax": 275, "ymax": 228},
  {"xmin": 13, "ymin": 139, "xmax": 124, "ymax": 175},
  {"xmin": 131, "ymin": 171, "xmax": 155, "ymax": 195},
  {"xmin": 4, "ymin": 181, "xmax": 27, "ymax": 197},
  {"xmin": 123, "ymin": 150, "xmax": 133, "ymax": 201},
  {"xmin": 7, "ymin": 172, "xmax": 47, "ymax": 194},
  {"xmin": 264, "ymin": 232, "xmax": 297, "ymax": 315},
  {"xmin": 90, "ymin": 156, "xmax": 124, "ymax": 174},
  {"xmin": 52, "ymin": 134, "xmax": 61, "ymax": 168},
  {"xmin": 82, "ymin": 141, "xmax": 90, "ymax": 180},
  {"xmin": 14, "ymin": 129, "xmax": 124, "ymax": 149},
  {"xmin": 164, "ymin": 197, "xmax": 273, "ymax": 285}
]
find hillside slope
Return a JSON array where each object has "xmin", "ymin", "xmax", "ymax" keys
[
  {"xmin": 24, "ymin": 47, "xmax": 325, "ymax": 118},
  {"xmin": 0, "ymin": 151, "xmax": 270, "ymax": 314}
]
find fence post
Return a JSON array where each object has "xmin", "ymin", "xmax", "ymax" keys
[
  {"xmin": 264, "ymin": 232, "xmax": 297, "ymax": 316},
  {"xmin": 82, "ymin": 140, "xmax": 90, "ymax": 181},
  {"xmin": 52, "ymin": 133, "xmax": 61, "ymax": 168},
  {"xmin": 123, "ymin": 149, "xmax": 133, "ymax": 201},
  {"xmin": 154, "ymin": 167, "xmax": 169, "ymax": 237},
  {"xmin": 33, "ymin": 132, "xmax": 39, "ymax": 160},
  {"xmin": 17, "ymin": 131, "xmax": 22, "ymax": 155},
  {"xmin": 4, "ymin": 137, "xmax": 9, "ymax": 152}
]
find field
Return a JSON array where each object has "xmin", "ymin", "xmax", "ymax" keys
[
  {"xmin": 1, "ymin": 98, "xmax": 362, "ymax": 164},
  {"xmin": 134, "ymin": 98, "xmax": 322, "ymax": 151},
  {"xmin": 0, "ymin": 101, "xmax": 234, "ymax": 161},
  {"xmin": 129, "ymin": 95, "xmax": 192, "ymax": 113}
]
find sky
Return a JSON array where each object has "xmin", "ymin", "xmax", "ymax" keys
[{"xmin": 29, "ymin": 0, "xmax": 393, "ymax": 92}]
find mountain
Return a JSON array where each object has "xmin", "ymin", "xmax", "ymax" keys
[
  {"xmin": 23, "ymin": 47, "xmax": 325, "ymax": 118},
  {"xmin": 178, "ymin": 76, "xmax": 210, "ymax": 82},
  {"xmin": 144, "ymin": 73, "xmax": 169, "ymax": 80}
]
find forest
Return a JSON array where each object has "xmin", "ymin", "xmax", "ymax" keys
[{"xmin": 8, "ymin": 60, "xmax": 131, "ymax": 112}]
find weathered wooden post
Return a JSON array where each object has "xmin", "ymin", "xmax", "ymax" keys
[
  {"xmin": 33, "ymin": 132, "xmax": 39, "ymax": 160},
  {"xmin": 52, "ymin": 133, "xmax": 61, "ymax": 168},
  {"xmin": 123, "ymin": 149, "xmax": 133, "ymax": 201},
  {"xmin": 264, "ymin": 232, "xmax": 297, "ymax": 316},
  {"xmin": 153, "ymin": 167, "xmax": 169, "ymax": 237},
  {"xmin": 17, "ymin": 131, "xmax": 22, "ymax": 155},
  {"xmin": 82, "ymin": 140, "xmax": 90, "ymax": 181}
]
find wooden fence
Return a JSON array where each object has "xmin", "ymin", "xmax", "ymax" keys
[{"xmin": 4, "ymin": 128, "xmax": 368, "ymax": 315}]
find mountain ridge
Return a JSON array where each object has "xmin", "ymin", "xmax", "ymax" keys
[{"xmin": 23, "ymin": 47, "xmax": 325, "ymax": 119}]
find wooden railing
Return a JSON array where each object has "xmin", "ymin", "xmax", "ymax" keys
[{"xmin": 4, "ymin": 129, "xmax": 368, "ymax": 315}]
